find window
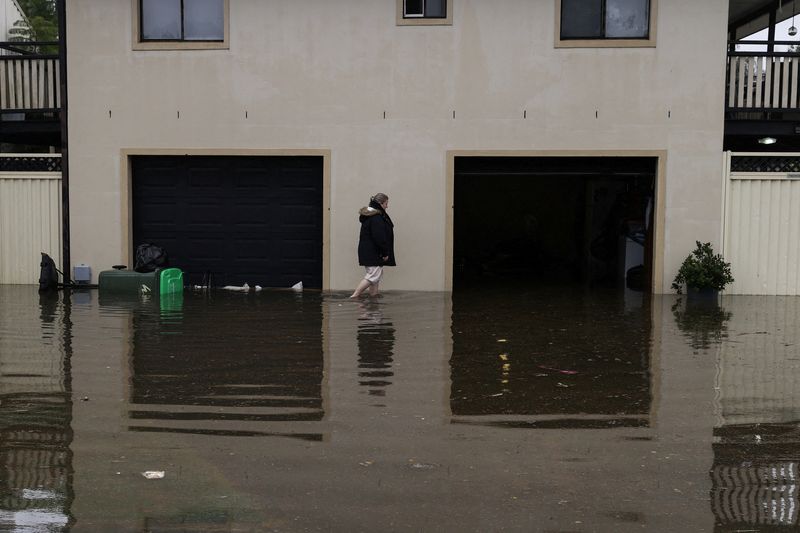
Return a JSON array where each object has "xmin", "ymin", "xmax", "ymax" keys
[
  {"xmin": 404, "ymin": 0, "xmax": 446, "ymax": 19},
  {"xmin": 134, "ymin": 0, "xmax": 229, "ymax": 50},
  {"xmin": 397, "ymin": 0, "xmax": 452, "ymax": 26},
  {"xmin": 557, "ymin": 0, "xmax": 656, "ymax": 47}
]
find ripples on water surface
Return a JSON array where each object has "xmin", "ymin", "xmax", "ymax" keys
[{"xmin": 0, "ymin": 285, "xmax": 799, "ymax": 531}]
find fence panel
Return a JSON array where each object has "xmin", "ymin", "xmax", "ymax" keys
[{"xmin": 0, "ymin": 158, "xmax": 62, "ymax": 285}]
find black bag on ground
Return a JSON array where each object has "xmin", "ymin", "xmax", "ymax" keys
[
  {"xmin": 38, "ymin": 252, "xmax": 59, "ymax": 292},
  {"xmin": 134, "ymin": 243, "xmax": 169, "ymax": 273}
]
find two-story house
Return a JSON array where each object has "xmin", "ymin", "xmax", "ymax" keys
[{"xmin": 34, "ymin": 0, "xmax": 799, "ymax": 294}]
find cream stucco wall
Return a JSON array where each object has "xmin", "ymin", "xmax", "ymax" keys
[{"xmin": 66, "ymin": 0, "xmax": 728, "ymax": 292}]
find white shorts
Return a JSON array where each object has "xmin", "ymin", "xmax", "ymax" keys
[{"xmin": 364, "ymin": 266, "xmax": 384, "ymax": 284}]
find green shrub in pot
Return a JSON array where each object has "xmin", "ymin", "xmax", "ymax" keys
[{"xmin": 671, "ymin": 241, "xmax": 734, "ymax": 295}]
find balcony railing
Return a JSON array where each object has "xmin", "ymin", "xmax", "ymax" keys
[{"xmin": 0, "ymin": 42, "xmax": 60, "ymax": 114}]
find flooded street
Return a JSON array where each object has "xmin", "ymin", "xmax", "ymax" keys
[{"xmin": 1, "ymin": 286, "xmax": 799, "ymax": 532}]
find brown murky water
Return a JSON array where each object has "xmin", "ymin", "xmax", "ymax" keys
[{"xmin": 1, "ymin": 285, "xmax": 798, "ymax": 532}]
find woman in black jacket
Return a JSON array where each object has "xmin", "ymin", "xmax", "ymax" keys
[{"xmin": 350, "ymin": 193, "xmax": 395, "ymax": 298}]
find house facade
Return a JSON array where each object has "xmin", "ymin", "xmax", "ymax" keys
[{"xmin": 64, "ymin": 0, "xmax": 731, "ymax": 292}]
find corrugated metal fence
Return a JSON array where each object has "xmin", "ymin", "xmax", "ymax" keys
[
  {"xmin": 0, "ymin": 155, "xmax": 62, "ymax": 285},
  {"xmin": 723, "ymin": 153, "xmax": 800, "ymax": 295}
]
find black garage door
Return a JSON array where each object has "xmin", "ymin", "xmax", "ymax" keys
[{"xmin": 132, "ymin": 156, "xmax": 323, "ymax": 288}]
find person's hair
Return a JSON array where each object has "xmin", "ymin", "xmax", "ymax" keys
[{"xmin": 371, "ymin": 193, "xmax": 389, "ymax": 204}]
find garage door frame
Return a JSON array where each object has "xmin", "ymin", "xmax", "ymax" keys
[
  {"xmin": 445, "ymin": 150, "xmax": 667, "ymax": 293},
  {"xmin": 120, "ymin": 148, "xmax": 331, "ymax": 290}
]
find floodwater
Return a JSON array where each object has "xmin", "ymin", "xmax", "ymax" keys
[{"xmin": 0, "ymin": 285, "xmax": 799, "ymax": 532}]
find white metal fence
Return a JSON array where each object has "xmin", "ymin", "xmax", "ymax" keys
[
  {"xmin": 723, "ymin": 152, "xmax": 800, "ymax": 295},
  {"xmin": 0, "ymin": 154, "xmax": 61, "ymax": 284}
]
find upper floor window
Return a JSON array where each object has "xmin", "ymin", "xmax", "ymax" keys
[
  {"xmin": 134, "ymin": 0, "xmax": 229, "ymax": 50},
  {"xmin": 557, "ymin": 0, "xmax": 656, "ymax": 48},
  {"xmin": 404, "ymin": 0, "xmax": 446, "ymax": 19},
  {"xmin": 397, "ymin": 0, "xmax": 452, "ymax": 26}
]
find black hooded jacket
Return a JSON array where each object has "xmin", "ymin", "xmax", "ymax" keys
[{"xmin": 357, "ymin": 200, "xmax": 396, "ymax": 267}]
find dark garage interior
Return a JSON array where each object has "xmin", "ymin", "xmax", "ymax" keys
[{"xmin": 453, "ymin": 157, "xmax": 657, "ymax": 291}]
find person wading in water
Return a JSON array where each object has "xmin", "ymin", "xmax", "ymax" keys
[{"xmin": 350, "ymin": 193, "xmax": 395, "ymax": 298}]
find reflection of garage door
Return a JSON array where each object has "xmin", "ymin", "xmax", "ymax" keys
[
  {"xmin": 724, "ymin": 154, "xmax": 800, "ymax": 295},
  {"xmin": 132, "ymin": 156, "xmax": 323, "ymax": 288}
]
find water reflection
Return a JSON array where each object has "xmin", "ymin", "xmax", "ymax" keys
[
  {"xmin": 711, "ymin": 297, "xmax": 800, "ymax": 531},
  {"xmin": 106, "ymin": 291, "xmax": 326, "ymax": 441},
  {"xmin": 356, "ymin": 300, "xmax": 395, "ymax": 403},
  {"xmin": 711, "ymin": 425, "xmax": 799, "ymax": 529},
  {"xmin": 672, "ymin": 297, "xmax": 732, "ymax": 351},
  {"xmin": 450, "ymin": 286, "xmax": 652, "ymax": 428},
  {"xmin": 5, "ymin": 285, "xmax": 800, "ymax": 530},
  {"xmin": 0, "ymin": 289, "xmax": 73, "ymax": 532}
]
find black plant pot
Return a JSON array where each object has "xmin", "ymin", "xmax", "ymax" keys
[{"xmin": 686, "ymin": 287, "xmax": 720, "ymax": 305}]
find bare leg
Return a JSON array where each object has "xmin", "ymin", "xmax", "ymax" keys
[
  {"xmin": 368, "ymin": 282, "xmax": 380, "ymax": 297},
  {"xmin": 350, "ymin": 278, "xmax": 372, "ymax": 298}
]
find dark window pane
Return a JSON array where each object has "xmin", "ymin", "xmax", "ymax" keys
[
  {"xmin": 561, "ymin": 0, "xmax": 602, "ymax": 39},
  {"xmin": 606, "ymin": 0, "xmax": 649, "ymax": 38},
  {"xmin": 184, "ymin": 0, "xmax": 225, "ymax": 40},
  {"xmin": 405, "ymin": 0, "xmax": 423, "ymax": 17},
  {"xmin": 424, "ymin": 0, "xmax": 446, "ymax": 18},
  {"xmin": 141, "ymin": 0, "xmax": 181, "ymax": 40}
]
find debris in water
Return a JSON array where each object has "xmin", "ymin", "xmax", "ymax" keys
[
  {"xmin": 755, "ymin": 434, "xmax": 762, "ymax": 444},
  {"xmin": 497, "ymin": 339, "xmax": 507, "ymax": 343},
  {"xmin": 359, "ymin": 461, "xmax": 374, "ymax": 467},
  {"xmin": 142, "ymin": 471, "xmax": 165, "ymax": 479},
  {"xmin": 409, "ymin": 462, "xmax": 437, "ymax": 470},
  {"xmin": 222, "ymin": 283, "xmax": 250, "ymax": 292},
  {"xmin": 556, "ymin": 382, "xmax": 571, "ymax": 388},
  {"xmin": 291, "ymin": 281, "xmax": 303, "ymax": 291},
  {"xmin": 538, "ymin": 365, "xmax": 578, "ymax": 375},
  {"xmin": 499, "ymin": 354, "xmax": 509, "ymax": 361}
]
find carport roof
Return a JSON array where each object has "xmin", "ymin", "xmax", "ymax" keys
[{"xmin": 730, "ymin": 0, "xmax": 800, "ymax": 37}]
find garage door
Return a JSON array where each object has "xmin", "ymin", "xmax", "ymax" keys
[
  {"xmin": 724, "ymin": 153, "xmax": 800, "ymax": 295},
  {"xmin": 132, "ymin": 156, "xmax": 323, "ymax": 288}
]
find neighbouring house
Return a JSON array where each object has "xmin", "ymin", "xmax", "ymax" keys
[
  {"xmin": 2, "ymin": 0, "xmax": 799, "ymax": 294},
  {"xmin": 0, "ymin": 0, "xmax": 25, "ymax": 44}
]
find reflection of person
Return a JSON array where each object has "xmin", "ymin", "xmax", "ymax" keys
[
  {"xmin": 357, "ymin": 300, "xmax": 395, "ymax": 399},
  {"xmin": 350, "ymin": 193, "xmax": 396, "ymax": 298}
]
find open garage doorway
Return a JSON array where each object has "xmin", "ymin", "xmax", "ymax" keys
[{"xmin": 452, "ymin": 156, "xmax": 659, "ymax": 292}]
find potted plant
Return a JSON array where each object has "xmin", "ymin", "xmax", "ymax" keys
[{"xmin": 671, "ymin": 241, "xmax": 734, "ymax": 298}]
